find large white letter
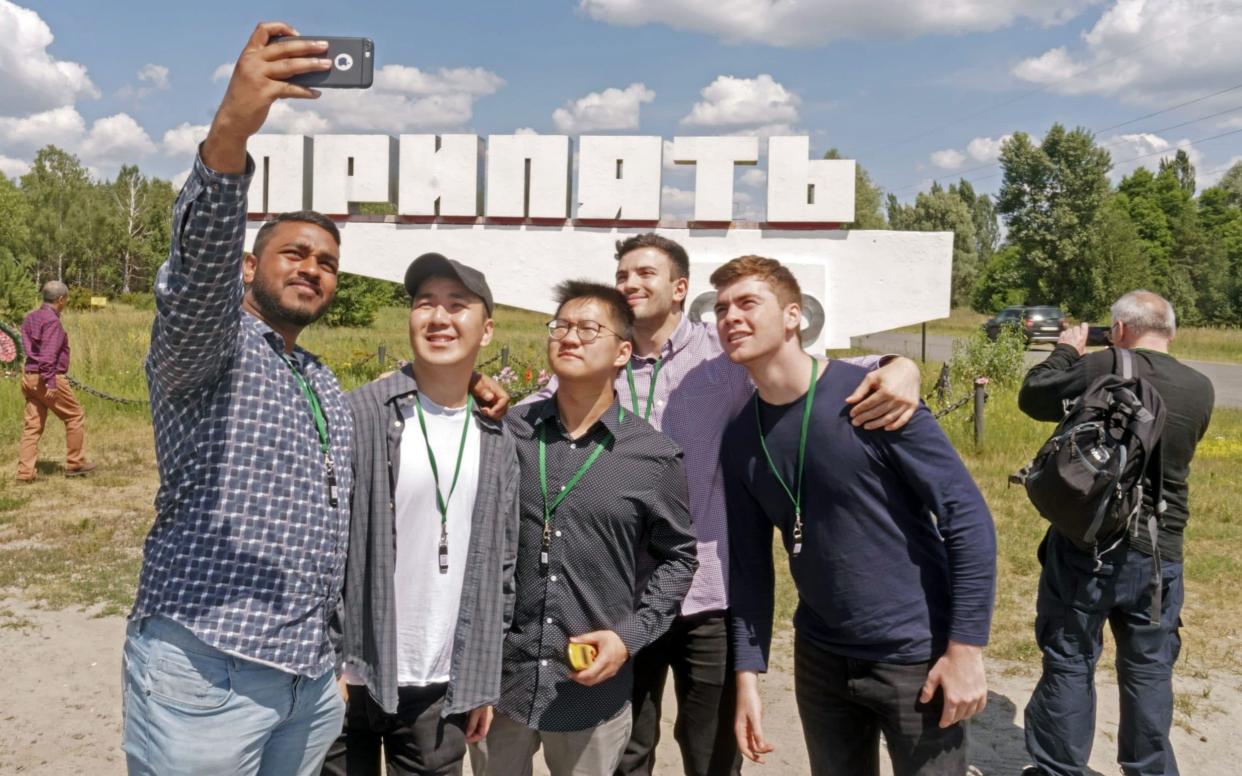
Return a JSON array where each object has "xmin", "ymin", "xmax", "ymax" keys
[
  {"xmin": 485, "ymin": 135, "xmax": 571, "ymax": 219},
  {"xmin": 311, "ymin": 135, "xmax": 397, "ymax": 214},
  {"xmin": 398, "ymin": 134, "xmax": 481, "ymax": 217},
  {"xmin": 766, "ymin": 137, "xmax": 854, "ymax": 223},
  {"xmin": 671, "ymin": 136, "xmax": 758, "ymax": 222},
  {"xmin": 576, "ymin": 136, "xmax": 662, "ymax": 221},
  {"xmin": 247, "ymin": 135, "xmax": 310, "ymax": 213}
]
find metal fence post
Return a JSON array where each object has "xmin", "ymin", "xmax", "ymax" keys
[
  {"xmin": 921, "ymin": 322, "xmax": 927, "ymax": 363},
  {"xmin": 377, "ymin": 343, "xmax": 387, "ymax": 369},
  {"xmin": 973, "ymin": 377, "xmax": 988, "ymax": 447},
  {"xmin": 501, "ymin": 345, "xmax": 510, "ymax": 369}
]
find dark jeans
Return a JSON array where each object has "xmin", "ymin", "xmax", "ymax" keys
[
  {"xmin": 1024, "ymin": 531, "xmax": 1184, "ymax": 776},
  {"xmin": 793, "ymin": 636, "xmax": 966, "ymax": 776},
  {"xmin": 320, "ymin": 684, "xmax": 467, "ymax": 776},
  {"xmin": 615, "ymin": 611, "xmax": 742, "ymax": 776}
]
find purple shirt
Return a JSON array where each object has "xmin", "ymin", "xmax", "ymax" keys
[
  {"xmin": 20, "ymin": 304, "xmax": 70, "ymax": 388},
  {"xmin": 530, "ymin": 315, "xmax": 881, "ymax": 616}
]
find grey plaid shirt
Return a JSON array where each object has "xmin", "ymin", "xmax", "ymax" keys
[
  {"xmin": 338, "ymin": 367, "xmax": 520, "ymax": 716},
  {"xmin": 131, "ymin": 152, "xmax": 353, "ymax": 678}
]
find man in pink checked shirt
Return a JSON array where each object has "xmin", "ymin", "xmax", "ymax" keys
[{"xmin": 533, "ymin": 233, "xmax": 922, "ymax": 776}]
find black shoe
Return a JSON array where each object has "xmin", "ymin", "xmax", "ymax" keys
[{"xmin": 1021, "ymin": 768, "xmax": 1043, "ymax": 776}]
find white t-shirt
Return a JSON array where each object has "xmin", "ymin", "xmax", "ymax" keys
[{"xmin": 391, "ymin": 395, "xmax": 481, "ymax": 686}]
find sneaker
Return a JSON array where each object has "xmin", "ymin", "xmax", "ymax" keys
[{"xmin": 65, "ymin": 462, "xmax": 98, "ymax": 478}]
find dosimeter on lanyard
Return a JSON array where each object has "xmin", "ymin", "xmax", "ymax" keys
[
  {"xmin": 755, "ymin": 356, "xmax": 817, "ymax": 559},
  {"xmin": 538, "ymin": 408, "xmax": 626, "ymax": 571},
  {"xmin": 281, "ymin": 355, "xmax": 338, "ymax": 509},
  {"xmin": 413, "ymin": 394, "xmax": 474, "ymax": 574}
]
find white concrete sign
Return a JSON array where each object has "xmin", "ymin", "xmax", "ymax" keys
[{"xmin": 244, "ymin": 133, "xmax": 953, "ymax": 349}]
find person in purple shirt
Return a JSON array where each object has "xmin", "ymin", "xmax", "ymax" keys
[
  {"xmin": 528, "ymin": 234, "xmax": 923, "ymax": 776},
  {"xmin": 17, "ymin": 281, "xmax": 96, "ymax": 482},
  {"xmin": 713, "ymin": 256, "xmax": 996, "ymax": 776}
]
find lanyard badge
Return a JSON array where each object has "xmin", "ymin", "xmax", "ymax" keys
[
  {"xmin": 538, "ymin": 407, "xmax": 624, "ymax": 571},
  {"xmin": 413, "ymin": 394, "xmax": 474, "ymax": 574},
  {"xmin": 755, "ymin": 356, "xmax": 818, "ymax": 558},
  {"xmin": 281, "ymin": 354, "xmax": 337, "ymax": 509}
]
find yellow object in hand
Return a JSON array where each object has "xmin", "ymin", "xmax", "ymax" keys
[{"xmin": 567, "ymin": 642, "xmax": 597, "ymax": 671}]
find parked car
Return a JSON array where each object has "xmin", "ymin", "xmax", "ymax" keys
[{"xmin": 983, "ymin": 305, "xmax": 1068, "ymax": 345}]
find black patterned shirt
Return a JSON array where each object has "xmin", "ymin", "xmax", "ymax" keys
[
  {"xmin": 498, "ymin": 396, "xmax": 697, "ymax": 731},
  {"xmin": 131, "ymin": 152, "xmax": 353, "ymax": 677}
]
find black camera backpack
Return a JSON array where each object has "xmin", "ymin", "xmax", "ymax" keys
[{"xmin": 1011, "ymin": 348, "xmax": 1168, "ymax": 616}]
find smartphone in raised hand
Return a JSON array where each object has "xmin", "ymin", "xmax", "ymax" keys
[{"xmin": 271, "ymin": 36, "xmax": 374, "ymax": 89}]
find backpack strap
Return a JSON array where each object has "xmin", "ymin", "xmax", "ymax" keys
[{"xmin": 1115, "ymin": 347, "xmax": 1134, "ymax": 380}]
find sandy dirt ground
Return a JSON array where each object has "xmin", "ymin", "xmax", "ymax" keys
[{"xmin": 2, "ymin": 600, "xmax": 1239, "ymax": 775}]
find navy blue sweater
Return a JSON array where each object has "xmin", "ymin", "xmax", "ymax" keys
[{"xmin": 721, "ymin": 360, "xmax": 997, "ymax": 672}]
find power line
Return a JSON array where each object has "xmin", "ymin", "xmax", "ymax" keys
[
  {"xmin": 1094, "ymin": 82, "xmax": 1242, "ymax": 133},
  {"xmin": 891, "ymin": 100, "xmax": 1242, "ymax": 193},
  {"xmin": 854, "ymin": 8, "xmax": 1229, "ymax": 156}
]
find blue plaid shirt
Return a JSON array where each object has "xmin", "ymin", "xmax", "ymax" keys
[{"xmin": 131, "ymin": 152, "xmax": 353, "ymax": 677}]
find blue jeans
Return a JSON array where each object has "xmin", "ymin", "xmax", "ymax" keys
[
  {"xmin": 122, "ymin": 616, "xmax": 346, "ymax": 776},
  {"xmin": 1024, "ymin": 532, "xmax": 1184, "ymax": 776}
]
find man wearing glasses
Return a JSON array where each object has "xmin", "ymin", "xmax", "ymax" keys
[{"xmin": 471, "ymin": 280, "xmax": 697, "ymax": 776}]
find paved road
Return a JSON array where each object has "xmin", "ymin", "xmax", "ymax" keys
[{"xmin": 856, "ymin": 331, "xmax": 1242, "ymax": 409}]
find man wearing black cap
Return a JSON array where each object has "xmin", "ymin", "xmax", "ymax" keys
[{"xmin": 323, "ymin": 253, "xmax": 521, "ymax": 776}]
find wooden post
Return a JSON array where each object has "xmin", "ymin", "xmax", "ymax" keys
[
  {"xmin": 378, "ymin": 343, "xmax": 387, "ymax": 369},
  {"xmin": 973, "ymin": 378, "xmax": 987, "ymax": 447},
  {"xmin": 921, "ymin": 322, "xmax": 927, "ymax": 363},
  {"xmin": 501, "ymin": 345, "xmax": 510, "ymax": 369}
]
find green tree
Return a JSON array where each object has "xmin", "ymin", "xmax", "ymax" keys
[
  {"xmin": 20, "ymin": 146, "xmax": 93, "ymax": 283},
  {"xmin": 887, "ymin": 183, "xmax": 978, "ymax": 307},
  {"xmin": 1082, "ymin": 195, "xmax": 1152, "ymax": 320},
  {"xmin": 100, "ymin": 166, "xmax": 176, "ymax": 293},
  {"xmin": 0, "ymin": 173, "xmax": 38, "ymax": 321},
  {"xmin": 322, "ymin": 273, "xmax": 403, "ymax": 328},
  {"xmin": 824, "ymin": 149, "xmax": 887, "ymax": 229},
  {"xmin": 996, "ymin": 125, "xmax": 1113, "ymax": 317},
  {"xmin": 971, "ymin": 245, "xmax": 1026, "ymax": 313},
  {"xmin": 952, "ymin": 179, "xmax": 999, "ymax": 264}
]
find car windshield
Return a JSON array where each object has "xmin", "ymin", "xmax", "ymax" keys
[{"xmin": 1027, "ymin": 307, "xmax": 1062, "ymax": 319}]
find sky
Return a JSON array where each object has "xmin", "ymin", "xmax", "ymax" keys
[{"xmin": 4, "ymin": 0, "xmax": 1242, "ymax": 219}]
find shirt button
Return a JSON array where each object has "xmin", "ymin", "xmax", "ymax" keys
[
  {"xmin": 560, "ymin": 485, "xmax": 566, "ymax": 491},
  {"xmin": 550, "ymin": 574, "xmax": 558, "ymax": 582},
  {"xmin": 540, "ymin": 659, "xmax": 548, "ymax": 667},
  {"xmin": 545, "ymin": 617, "xmax": 553, "ymax": 624},
  {"xmin": 555, "ymin": 530, "xmax": 562, "ymax": 537},
  {"xmin": 570, "ymin": 443, "xmax": 577, "ymax": 449},
  {"xmin": 393, "ymin": 420, "xmax": 402, "ymax": 428}
]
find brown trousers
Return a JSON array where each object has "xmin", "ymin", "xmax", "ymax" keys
[{"xmin": 18, "ymin": 372, "xmax": 86, "ymax": 480}]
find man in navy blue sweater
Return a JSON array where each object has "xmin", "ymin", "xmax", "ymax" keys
[{"xmin": 712, "ymin": 256, "xmax": 997, "ymax": 776}]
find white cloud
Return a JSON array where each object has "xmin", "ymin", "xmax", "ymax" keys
[
  {"xmin": 162, "ymin": 122, "xmax": 209, "ymax": 157},
  {"xmin": 930, "ymin": 134, "xmax": 1012, "ymax": 169},
  {"xmin": 0, "ymin": 105, "xmax": 86, "ymax": 152},
  {"xmin": 138, "ymin": 63, "xmax": 170, "ymax": 90},
  {"xmin": 0, "ymin": 154, "xmax": 29, "ymax": 178},
  {"xmin": 170, "ymin": 167, "xmax": 192, "ymax": 189},
  {"xmin": 681, "ymin": 75, "xmax": 800, "ymax": 130},
  {"xmin": 930, "ymin": 148, "xmax": 967, "ymax": 170},
  {"xmin": 1105, "ymin": 132, "xmax": 1203, "ymax": 180},
  {"xmin": 661, "ymin": 185, "xmax": 696, "ymax": 219},
  {"xmin": 739, "ymin": 168, "xmax": 766, "ymax": 187},
  {"xmin": 78, "ymin": 113, "xmax": 157, "ymax": 169},
  {"xmin": 0, "ymin": 0, "xmax": 98, "ymax": 113},
  {"xmin": 552, "ymin": 83, "xmax": 655, "ymax": 133},
  {"xmin": 580, "ymin": 0, "xmax": 1096, "ymax": 47},
  {"xmin": 514, "ymin": 127, "xmax": 540, "ymax": 135},
  {"xmin": 212, "ymin": 62, "xmax": 234, "ymax": 82},
  {"xmin": 1012, "ymin": 0, "xmax": 1242, "ymax": 104},
  {"xmin": 1201, "ymin": 155, "xmax": 1242, "ymax": 187},
  {"xmin": 265, "ymin": 63, "xmax": 505, "ymax": 132}
]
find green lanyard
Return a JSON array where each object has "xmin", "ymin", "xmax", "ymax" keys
[
  {"xmin": 755, "ymin": 356, "xmax": 818, "ymax": 558},
  {"xmin": 281, "ymin": 354, "xmax": 338, "ymax": 508},
  {"xmin": 538, "ymin": 407, "xmax": 626, "ymax": 569},
  {"xmin": 625, "ymin": 359, "xmax": 664, "ymax": 421},
  {"xmin": 413, "ymin": 394, "xmax": 474, "ymax": 574}
]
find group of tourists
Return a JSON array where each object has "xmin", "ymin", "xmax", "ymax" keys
[{"xmin": 89, "ymin": 22, "xmax": 1212, "ymax": 776}]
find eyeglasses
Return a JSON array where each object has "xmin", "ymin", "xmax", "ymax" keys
[{"xmin": 546, "ymin": 319, "xmax": 620, "ymax": 343}]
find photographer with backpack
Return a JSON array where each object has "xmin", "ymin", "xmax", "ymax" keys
[{"xmin": 1016, "ymin": 291, "xmax": 1213, "ymax": 776}]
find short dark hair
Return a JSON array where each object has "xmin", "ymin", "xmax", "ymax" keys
[
  {"xmin": 615, "ymin": 233, "xmax": 690, "ymax": 280},
  {"xmin": 553, "ymin": 279, "xmax": 635, "ymax": 343},
  {"xmin": 252, "ymin": 210, "xmax": 341, "ymax": 258}
]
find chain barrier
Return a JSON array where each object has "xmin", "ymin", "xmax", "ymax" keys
[{"xmin": 64, "ymin": 375, "xmax": 149, "ymax": 406}]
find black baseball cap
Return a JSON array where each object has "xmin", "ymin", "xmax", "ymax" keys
[{"xmin": 403, "ymin": 252, "xmax": 494, "ymax": 316}]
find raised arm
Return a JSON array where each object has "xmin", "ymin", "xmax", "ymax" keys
[{"xmin": 147, "ymin": 23, "xmax": 331, "ymax": 396}]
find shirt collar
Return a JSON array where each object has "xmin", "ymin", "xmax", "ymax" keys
[
  {"xmin": 631, "ymin": 313, "xmax": 692, "ymax": 366},
  {"xmin": 243, "ymin": 312, "xmax": 317, "ymax": 370},
  {"xmin": 532, "ymin": 393, "xmax": 626, "ymax": 439},
  {"xmin": 383, "ymin": 364, "xmax": 501, "ymax": 430}
]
